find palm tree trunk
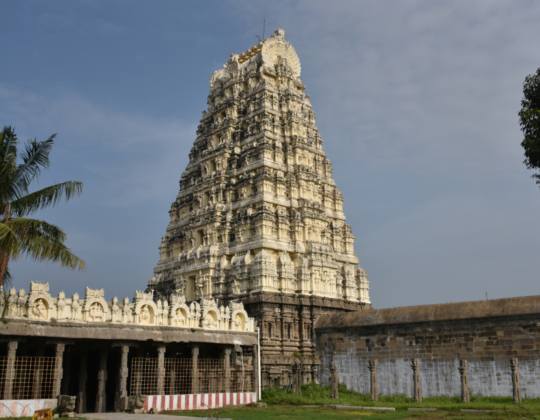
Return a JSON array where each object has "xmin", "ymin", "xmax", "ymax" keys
[
  {"xmin": 0, "ymin": 252, "xmax": 7, "ymax": 286},
  {"xmin": 0, "ymin": 252, "xmax": 10, "ymax": 321},
  {"xmin": 0, "ymin": 201, "xmax": 11, "ymax": 320}
]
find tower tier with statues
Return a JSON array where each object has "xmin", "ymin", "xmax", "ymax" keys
[{"xmin": 147, "ymin": 29, "xmax": 371, "ymax": 387}]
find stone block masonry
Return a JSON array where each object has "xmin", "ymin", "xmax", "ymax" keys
[{"xmin": 314, "ymin": 295, "xmax": 540, "ymax": 398}]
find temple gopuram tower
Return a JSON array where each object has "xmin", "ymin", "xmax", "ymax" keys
[{"xmin": 148, "ymin": 29, "xmax": 371, "ymax": 387}]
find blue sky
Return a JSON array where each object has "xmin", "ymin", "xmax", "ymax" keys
[{"xmin": 2, "ymin": 0, "xmax": 540, "ymax": 309}]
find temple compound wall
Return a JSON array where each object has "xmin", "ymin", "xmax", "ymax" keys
[
  {"xmin": 314, "ymin": 295, "xmax": 540, "ymax": 398},
  {"xmin": 0, "ymin": 282, "xmax": 259, "ymax": 413}
]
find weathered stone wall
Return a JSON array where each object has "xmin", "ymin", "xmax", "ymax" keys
[{"xmin": 314, "ymin": 296, "xmax": 540, "ymax": 398}]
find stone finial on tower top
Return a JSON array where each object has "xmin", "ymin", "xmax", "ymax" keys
[{"xmin": 274, "ymin": 29, "xmax": 285, "ymax": 39}]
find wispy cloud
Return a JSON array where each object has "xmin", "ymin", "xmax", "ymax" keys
[
  {"xmin": 0, "ymin": 85, "xmax": 195, "ymax": 207},
  {"xmin": 1, "ymin": 84, "xmax": 195, "ymax": 298}
]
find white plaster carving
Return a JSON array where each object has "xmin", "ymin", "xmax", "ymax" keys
[
  {"xmin": 89, "ymin": 302, "xmax": 105, "ymax": 322},
  {"xmin": 32, "ymin": 298, "xmax": 48, "ymax": 320},
  {"xmin": 112, "ymin": 297, "xmax": 121, "ymax": 322},
  {"xmin": 133, "ymin": 290, "xmax": 157, "ymax": 325},
  {"xmin": 209, "ymin": 69, "xmax": 226, "ymax": 90},
  {"xmin": 139, "ymin": 305, "xmax": 153, "ymax": 324},
  {"xmin": 28, "ymin": 282, "xmax": 54, "ymax": 321},
  {"xmin": 172, "ymin": 307, "xmax": 187, "ymax": 326},
  {"xmin": 83, "ymin": 287, "xmax": 109, "ymax": 322}
]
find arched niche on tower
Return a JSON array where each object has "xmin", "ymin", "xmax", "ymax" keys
[
  {"xmin": 27, "ymin": 281, "xmax": 54, "ymax": 321},
  {"xmin": 168, "ymin": 294, "xmax": 192, "ymax": 327},
  {"xmin": 83, "ymin": 287, "xmax": 109, "ymax": 323},
  {"xmin": 200, "ymin": 298, "xmax": 220, "ymax": 329},
  {"xmin": 186, "ymin": 275, "xmax": 196, "ymax": 301},
  {"xmin": 229, "ymin": 301, "xmax": 253, "ymax": 332},
  {"xmin": 133, "ymin": 291, "xmax": 158, "ymax": 325}
]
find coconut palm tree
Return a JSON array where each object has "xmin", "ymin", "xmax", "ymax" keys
[{"xmin": 0, "ymin": 125, "xmax": 86, "ymax": 296}]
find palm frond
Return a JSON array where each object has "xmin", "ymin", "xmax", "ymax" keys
[
  {"xmin": 0, "ymin": 126, "xmax": 19, "ymax": 166},
  {"xmin": 0, "ymin": 223, "xmax": 20, "ymax": 256},
  {"xmin": 11, "ymin": 181, "xmax": 83, "ymax": 216},
  {"xmin": 13, "ymin": 136, "xmax": 55, "ymax": 197},
  {"xmin": 2, "ymin": 265, "xmax": 12, "ymax": 289},
  {"xmin": 0, "ymin": 155, "xmax": 19, "ymax": 205},
  {"xmin": 0, "ymin": 127, "xmax": 86, "ymax": 280},
  {"xmin": 7, "ymin": 218, "xmax": 67, "ymax": 243},
  {"xmin": 16, "ymin": 235, "xmax": 85, "ymax": 271},
  {"xmin": 0, "ymin": 154, "xmax": 17, "ymax": 181}
]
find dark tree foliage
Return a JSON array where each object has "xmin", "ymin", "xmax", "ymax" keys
[{"xmin": 519, "ymin": 68, "xmax": 540, "ymax": 185}]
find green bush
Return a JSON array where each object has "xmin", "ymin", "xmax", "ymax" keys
[{"xmin": 261, "ymin": 382, "xmax": 364, "ymax": 406}]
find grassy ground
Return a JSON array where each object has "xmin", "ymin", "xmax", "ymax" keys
[
  {"xmin": 169, "ymin": 404, "xmax": 540, "ymax": 420},
  {"xmin": 170, "ymin": 404, "xmax": 411, "ymax": 420},
  {"xmin": 166, "ymin": 383, "xmax": 540, "ymax": 420},
  {"xmin": 5, "ymin": 416, "xmax": 92, "ymax": 420},
  {"xmin": 260, "ymin": 383, "xmax": 540, "ymax": 412}
]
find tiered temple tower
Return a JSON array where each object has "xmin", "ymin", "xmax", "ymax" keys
[{"xmin": 147, "ymin": 29, "xmax": 371, "ymax": 386}]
